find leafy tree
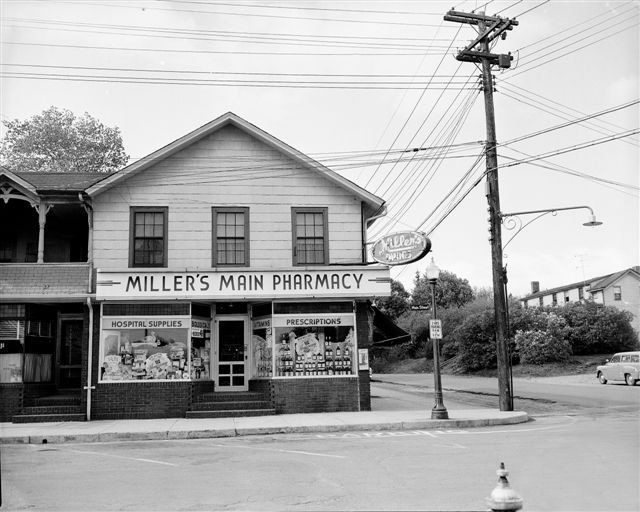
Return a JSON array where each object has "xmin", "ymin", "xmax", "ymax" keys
[
  {"xmin": 375, "ymin": 279, "xmax": 410, "ymax": 320},
  {"xmin": 1, "ymin": 106, "xmax": 129, "ymax": 173},
  {"xmin": 412, "ymin": 269, "xmax": 474, "ymax": 309}
]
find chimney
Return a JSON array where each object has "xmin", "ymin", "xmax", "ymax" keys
[{"xmin": 531, "ymin": 281, "xmax": 540, "ymax": 294}]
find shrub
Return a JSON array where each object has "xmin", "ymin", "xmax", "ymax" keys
[
  {"xmin": 514, "ymin": 329, "xmax": 572, "ymax": 364},
  {"xmin": 451, "ymin": 309, "xmax": 497, "ymax": 372},
  {"xmin": 558, "ymin": 301, "xmax": 639, "ymax": 354}
]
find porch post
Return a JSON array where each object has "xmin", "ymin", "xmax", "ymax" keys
[{"xmin": 37, "ymin": 202, "xmax": 51, "ymax": 263}]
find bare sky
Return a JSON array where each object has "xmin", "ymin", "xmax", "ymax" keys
[{"xmin": 1, "ymin": 0, "xmax": 638, "ymax": 297}]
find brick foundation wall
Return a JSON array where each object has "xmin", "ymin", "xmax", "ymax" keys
[
  {"xmin": 358, "ymin": 370, "xmax": 371, "ymax": 411},
  {"xmin": 271, "ymin": 377, "xmax": 359, "ymax": 414},
  {"xmin": 92, "ymin": 381, "xmax": 193, "ymax": 419},
  {"xmin": 0, "ymin": 384, "xmax": 23, "ymax": 421}
]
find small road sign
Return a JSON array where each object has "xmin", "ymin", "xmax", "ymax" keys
[{"xmin": 429, "ymin": 319, "xmax": 442, "ymax": 339}]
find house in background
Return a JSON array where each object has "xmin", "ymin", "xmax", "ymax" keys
[{"xmin": 520, "ymin": 266, "xmax": 640, "ymax": 332}]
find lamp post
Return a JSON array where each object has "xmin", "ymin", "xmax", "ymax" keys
[
  {"xmin": 499, "ymin": 205, "xmax": 603, "ymax": 410},
  {"xmin": 426, "ymin": 257, "xmax": 448, "ymax": 419}
]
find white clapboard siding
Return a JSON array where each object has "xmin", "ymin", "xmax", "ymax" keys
[{"xmin": 93, "ymin": 124, "xmax": 366, "ymax": 270}]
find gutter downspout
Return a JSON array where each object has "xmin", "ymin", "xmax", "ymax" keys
[
  {"xmin": 363, "ymin": 203, "xmax": 387, "ymax": 263},
  {"xmin": 85, "ymin": 297, "xmax": 94, "ymax": 421},
  {"xmin": 79, "ymin": 193, "xmax": 93, "ymax": 292}
]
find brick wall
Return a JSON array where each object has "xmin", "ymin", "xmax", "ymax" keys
[
  {"xmin": 0, "ymin": 384, "xmax": 23, "ymax": 421},
  {"xmin": 271, "ymin": 377, "xmax": 359, "ymax": 414},
  {"xmin": 358, "ymin": 370, "xmax": 371, "ymax": 411},
  {"xmin": 92, "ymin": 381, "xmax": 193, "ymax": 419}
]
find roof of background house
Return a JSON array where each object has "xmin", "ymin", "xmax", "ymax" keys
[
  {"xmin": 13, "ymin": 171, "xmax": 111, "ymax": 192},
  {"xmin": 521, "ymin": 266, "xmax": 640, "ymax": 301}
]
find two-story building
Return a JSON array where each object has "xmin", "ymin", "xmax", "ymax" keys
[
  {"xmin": 520, "ymin": 266, "xmax": 640, "ymax": 333},
  {"xmin": 0, "ymin": 112, "xmax": 393, "ymax": 422}
]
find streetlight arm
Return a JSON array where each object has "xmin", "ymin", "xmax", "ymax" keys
[{"xmin": 500, "ymin": 205, "xmax": 595, "ymax": 219}]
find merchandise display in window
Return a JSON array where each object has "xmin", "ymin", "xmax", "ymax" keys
[
  {"xmin": 273, "ymin": 314, "xmax": 356, "ymax": 377},
  {"xmin": 191, "ymin": 318, "xmax": 211, "ymax": 380},
  {"xmin": 252, "ymin": 317, "xmax": 273, "ymax": 378},
  {"xmin": 100, "ymin": 316, "xmax": 190, "ymax": 381}
]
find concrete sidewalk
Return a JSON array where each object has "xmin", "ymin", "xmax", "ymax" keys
[{"xmin": 0, "ymin": 408, "xmax": 527, "ymax": 445}]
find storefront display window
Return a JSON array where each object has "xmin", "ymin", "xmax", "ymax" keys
[
  {"xmin": 191, "ymin": 317, "xmax": 211, "ymax": 380},
  {"xmin": 273, "ymin": 313, "xmax": 356, "ymax": 377},
  {"xmin": 100, "ymin": 315, "xmax": 190, "ymax": 381},
  {"xmin": 252, "ymin": 317, "xmax": 272, "ymax": 378},
  {"xmin": 0, "ymin": 319, "xmax": 23, "ymax": 383}
]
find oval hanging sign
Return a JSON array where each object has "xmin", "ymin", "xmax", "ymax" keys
[{"xmin": 371, "ymin": 231, "xmax": 431, "ymax": 266}]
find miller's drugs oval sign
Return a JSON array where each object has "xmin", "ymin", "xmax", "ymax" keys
[{"xmin": 371, "ymin": 231, "xmax": 431, "ymax": 266}]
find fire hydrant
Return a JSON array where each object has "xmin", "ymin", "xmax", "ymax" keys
[{"xmin": 486, "ymin": 462, "xmax": 523, "ymax": 511}]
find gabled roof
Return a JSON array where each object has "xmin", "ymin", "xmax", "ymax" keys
[
  {"xmin": 521, "ymin": 266, "xmax": 640, "ymax": 300},
  {"xmin": 0, "ymin": 168, "xmax": 38, "ymax": 199},
  {"xmin": 86, "ymin": 112, "xmax": 385, "ymax": 211},
  {"xmin": 12, "ymin": 172, "xmax": 109, "ymax": 192},
  {"xmin": 589, "ymin": 266, "xmax": 640, "ymax": 292}
]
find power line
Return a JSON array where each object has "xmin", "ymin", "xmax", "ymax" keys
[
  {"xmin": 499, "ymin": 99, "xmax": 640, "ymax": 147},
  {"xmin": 161, "ymin": 0, "xmax": 443, "ymax": 17},
  {"xmin": 497, "ymin": 129, "xmax": 640, "ymax": 170},
  {"xmin": 512, "ymin": 0, "xmax": 550, "ymax": 18},
  {"xmin": 498, "ymin": 88, "xmax": 639, "ymax": 148},
  {"xmin": 1, "ymin": 40, "xmax": 433, "ymax": 57},
  {"xmin": 1, "ymin": 63, "xmax": 470, "ymax": 80},
  {"xmin": 364, "ymin": 24, "xmax": 465, "ymax": 189},
  {"xmin": 0, "ymin": 71, "xmax": 476, "ymax": 89},
  {"xmin": 19, "ymin": 4, "xmax": 454, "ymax": 28}
]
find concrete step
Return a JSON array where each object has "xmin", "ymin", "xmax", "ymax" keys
[
  {"xmin": 190, "ymin": 400, "xmax": 272, "ymax": 411},
  {"xmin": 34, "ymin": 396, "xmax": 81, "ymax": 407},
  {"xmin": 185, "ymin": 409, "xmax": 276, "ymax": 419},
  {"xmin": 22, "ymin": 405, "xmax": 84, "ymax": 415},
  {"xmin": 195, "ymin": 392, "xmax": 267, "ymax": 402},
  {"xmin": 12, "ymin": 413, "xmax": 86, "ymax": 423}
]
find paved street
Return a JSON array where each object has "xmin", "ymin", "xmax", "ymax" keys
[
  {"xmin": 2, "ymin": 376, "xmax": 638, "ymax": 511},
  {"xmin": 372, "ymin": 372, "xmax": 640, "ymax": 415}
]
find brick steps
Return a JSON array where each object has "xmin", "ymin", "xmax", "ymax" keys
[
  {"xmin": 12, "ymin": 412, "xmax": 86, "ymax": 423},
  {"xmin": 190, "ymin": 400, "xmax": 272, "ymax": 411},
  {"xmin": 195, "ymin": 392, "xmax": 265, "ymax": 403},
  {"xmin": 188, "ymin": 390, "xmax": 274, "ymax": 418},
  {"xmin": 185, "ymin": 408, "xmax": 276, "ymax": 419},
  {"xmin": 13, "ymin": 393, "xmax": 85, "ymax": 423},
  {"xmin": 22, "ymin": 405, "xmax": 84, "ymax": 415}
]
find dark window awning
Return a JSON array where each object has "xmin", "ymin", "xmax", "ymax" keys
[{"xmin": 371, "ymin": 306, "xmax": 411, "ymax": 347}]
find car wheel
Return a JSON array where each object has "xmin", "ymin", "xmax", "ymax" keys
[
  {"xmin": 598, "ymin": 372, "xmax": 607, "ymax": 385},
  {"xmin": 625, "ymin": 374, "xmax": 637, "ymax": 386}
]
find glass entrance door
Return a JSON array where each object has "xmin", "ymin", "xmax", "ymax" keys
[
  {"xmin": 214, "ymin": 317, "xmax": 248, "ymax": 391},
  {"xmin": 57, "ymin": 316, "xmax": 83, "ymax": 388}
]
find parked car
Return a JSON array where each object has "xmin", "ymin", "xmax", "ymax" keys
[{"xmin": 596, "ymin": 351, "xmax": 640, "ymax": 386}]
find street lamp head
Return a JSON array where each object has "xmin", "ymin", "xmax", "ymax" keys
[
  {"xmin": 425, "ymin": 257, "xmax": 440, "ymax": 282},
  {"xmin": 583, "ymin": 213, "xmax": 603, "ymax": 227}
]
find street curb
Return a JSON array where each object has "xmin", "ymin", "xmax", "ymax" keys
[{"xmin": 0, "ymin": 412, "xmax": 528, "ymax": 445}]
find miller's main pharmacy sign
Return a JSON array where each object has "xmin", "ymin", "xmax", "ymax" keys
[{"xmin": 96, "ymin": 267, "xmax": 391, "ymax": 300}]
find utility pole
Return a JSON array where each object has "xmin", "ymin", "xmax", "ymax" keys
[{"xmin": 444, "ymin": 9, "xmax": 518, "ymax": 411}]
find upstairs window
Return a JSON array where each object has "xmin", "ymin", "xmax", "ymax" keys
[
  {"xmin": 292, "ymin": 207, "xmax": 328, "ymax": 265},
  {"xmin": 552, "ymin": 293, "xmax": 558, "ymax": 306},
  {"xmin": 613, "ymin": 286, "xmax": 622, "ymax": 301},
  {"xmin": 212, "ymin": 207, "xmax": 249, "ymax": 266},
  {"xmin": 130, "ymin": 207, "xmax": 168, "ymax": 267},
  {"xmin": 578, "ymin": 287, "xmax": 584, "ymax": 300}
]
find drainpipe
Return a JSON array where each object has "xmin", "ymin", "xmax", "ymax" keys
[
  {"xmin": 363, "ymin": 204, "xmax": 387, "ymax": 263},
  {"xmin": 79, "ymin": 193, "xmax": 93, "ymax": 292},
  {"xmin": 85, "ymin": 297, "xmax": 95, "ymax": 421}
]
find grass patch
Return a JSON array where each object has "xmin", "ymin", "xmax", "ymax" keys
[{"xmin": 374, "ymin": 354, "xmax": 608, "ymax": 377}]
